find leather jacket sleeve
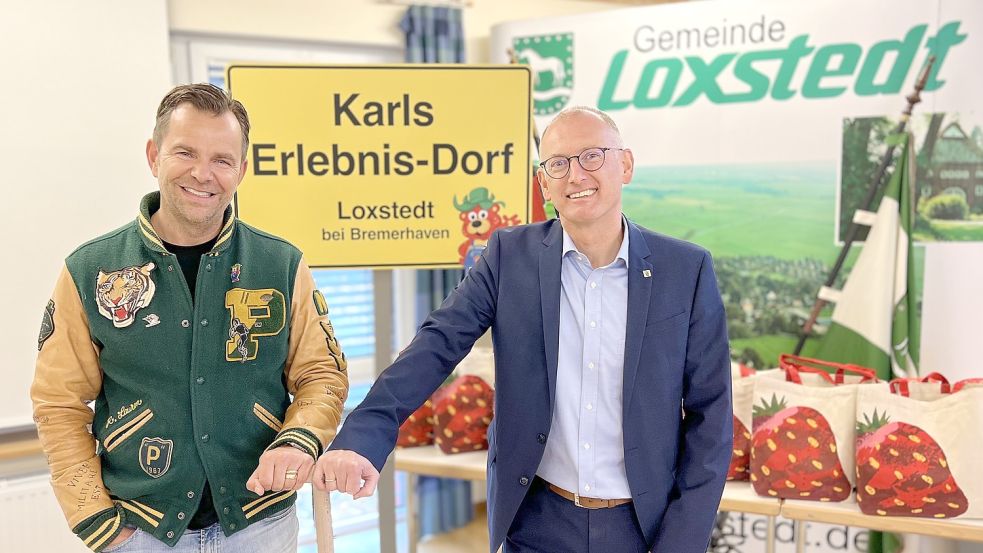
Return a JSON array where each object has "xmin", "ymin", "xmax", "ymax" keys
[
  {"xmin": 31, "ymin": 265, "xmax": 124, "ymax": 550},
  {"xmin": 265, "ymin": 258, "xmax": 349, "ymax": 458}
]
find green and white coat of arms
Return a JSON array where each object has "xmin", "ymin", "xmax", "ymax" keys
[{"xmin": 513, "ymin": 33, "xmax": 574, "ymax": 116}]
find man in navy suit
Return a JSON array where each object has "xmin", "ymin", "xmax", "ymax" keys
[{"xmin": 316, "ymin": 106, "xmax": 732, "ymax": 552}]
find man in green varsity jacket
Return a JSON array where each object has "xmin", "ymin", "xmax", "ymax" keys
[{"xmin": 31, "ymin": 84, "xmax": 349, "ymax": 552}]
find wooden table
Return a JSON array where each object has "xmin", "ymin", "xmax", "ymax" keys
[
  {"xmin": 720, "ymin": 481, "xmax": 781, "ymax": 516},
  {"xmin": 394, "ymin": 448, "xmax": 784, "ymax": 553},
  {"xmin": 719, "ymin": 482, "xmax": 782, "ymax": 553},
  {"xmin": 394, "ymin": 446, "xmax": 487, "ymax": 481},
  {"xmin": 782, "ymin": 497, "xmax": 983, "ymax": 552},
  {"xmin": 394, "ymin": 447, "xmax": 487, "ymax": 553}
]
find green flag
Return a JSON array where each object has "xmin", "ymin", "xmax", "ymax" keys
[
  {"xmin": 815, "ymin": 133, "xmax": 919, "ymax": 553},
  {"xmin": 816, "ymin": 133, "xmax": 919, "ymax": 381}
]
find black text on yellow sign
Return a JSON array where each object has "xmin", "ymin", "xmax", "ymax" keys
[
  {"xmin": 228, "ymin": 65, "xmax": 532, "ymax": 269},
  {"xmin": 253, "ymin": 94, "xmax": 517, "ymax": 177}
]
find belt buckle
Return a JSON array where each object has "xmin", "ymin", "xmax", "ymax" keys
[{"xmin": 574, "ymin": 492, "xmax": 583, "ymax": 508}]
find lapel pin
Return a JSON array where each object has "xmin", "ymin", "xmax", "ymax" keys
[{"xmin": 642, "ymin": 269, "xmax": 651, "ymax": 278}]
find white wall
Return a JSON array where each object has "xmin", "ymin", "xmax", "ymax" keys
[
  {"xmin": 0, "ymin": 1, "xmax": 173, "ymax": 429},
  {"xmin": 166, "ymin": 0, "xmax": 616, "ymax": 62}
]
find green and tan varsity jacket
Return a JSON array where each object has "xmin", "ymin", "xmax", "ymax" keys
[{"xmin": 31, "ymin": 192, "xmax": 349, "ymax": 551}]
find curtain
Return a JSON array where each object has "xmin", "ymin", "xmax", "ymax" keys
[
  {"xmin": 400, "ymin": 4, "xmax": 474, "ymax": 539},
  {"xmin": 401, "ymin": 5, "xmax": 465, "ymax": 64}
]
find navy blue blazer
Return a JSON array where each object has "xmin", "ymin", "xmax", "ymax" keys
[{"xmin": 330, "ymin": 218, "xmax": 733, "ymax": 552}]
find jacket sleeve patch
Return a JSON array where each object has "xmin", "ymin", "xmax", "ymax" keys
[
  {"xmin": 319, "ymin": 321, "xmax": 346, "ymax": 371},
  {"xmin": 312, "ymin": 290, "xmax": 329, "ymax": 317},
  {"xmin": 38, "ymin": 299, "xmax": 56, "ymax": 351}
]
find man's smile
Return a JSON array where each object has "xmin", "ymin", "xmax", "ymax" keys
[
  {"xmin": 181, "ymin": 185, "xmax": 216, "ymax": 198},
  {"xmin": 567, "ymin": 188, "xmax": 597, "ymax": 199}
]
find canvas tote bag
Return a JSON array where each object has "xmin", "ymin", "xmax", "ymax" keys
[
  {"xmin": 855, "ymin": 373, "xmax": 983, "ymax": 518},
  {"xmin": 728, "ymin": 362, "xmax": 756, "ymax": 481},
  {"xmin": 750, "ymin": 354, "xmax": 876, "ymax": 501}
]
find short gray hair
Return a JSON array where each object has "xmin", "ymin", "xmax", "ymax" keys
[{"xmin": 541, "ymin": 106, "xmax": 623, "ymax": 147}]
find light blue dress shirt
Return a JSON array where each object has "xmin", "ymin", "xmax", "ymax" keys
[{"xmin": 536, "ymin": 217, "xmax": 632, "ymax": 499}]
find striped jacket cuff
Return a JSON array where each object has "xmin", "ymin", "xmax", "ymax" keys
[
  {"xmin": 72, "ymin": 506, "xmax": 124, "ymax": 552},
  {"xmin": 267, "ymin": 427, "xmax": 322, "ymax": 459}
]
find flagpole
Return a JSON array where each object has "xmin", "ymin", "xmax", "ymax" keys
[{"xmin": 793, "ymin": 56, "xmax": 935, "ymax": 355}]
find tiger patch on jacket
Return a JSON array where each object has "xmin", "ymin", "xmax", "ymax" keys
[{"xmin": 95, "ymin": 262, "xmax": 156, "ymax": 328}]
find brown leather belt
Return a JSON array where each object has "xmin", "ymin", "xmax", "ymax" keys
[{"xmin": 547, "ymin": 483, "xmax": 632, "ymax": 509}]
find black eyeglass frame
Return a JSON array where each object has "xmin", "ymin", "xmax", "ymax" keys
[{"xmin": 538, "ymin": 147, "xmax": 625, "ymax": 179}]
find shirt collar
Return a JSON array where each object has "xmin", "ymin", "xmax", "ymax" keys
[
  {"xmin": 136, "ymin": 191, "xmax": 236, "ymax": 256},
  {"xmin": 561, "ymin": 215, "xmax": 630, "ymax": 269}
]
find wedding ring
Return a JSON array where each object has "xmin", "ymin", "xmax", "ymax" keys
[
  {"xmin": 284, "ymin": 470, "xmax": 298, "ymax": 480},
  {"xmin": 324, "ymin": 478, "xmax": 337, "ymax": 483}
]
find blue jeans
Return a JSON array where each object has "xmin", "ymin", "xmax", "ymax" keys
[{"xmin": 103, "ymin": 504, "xmax": 298, "ymax": 553}]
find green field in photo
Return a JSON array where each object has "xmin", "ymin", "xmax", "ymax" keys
[
  {"xmin": 621, "ymin": 163, "xmax": 842, "ymax": 366},
  {"xmin": 611, "ymin": 162, "xmax": 928, "ymax": 367},
  {"xmin": 730, "ymin": 334, "xmax": 823, "ymax": 369},
  {"xmin": 623, "ymin": 163, "xmax": 840, "ymax": 262}
]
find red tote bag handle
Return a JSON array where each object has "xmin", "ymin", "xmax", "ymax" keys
[
  {"xmin": 889, "ymin": 372, "xmax": 951, "ymax": 396},
  {"xmin": 953, "ymin": 378, "xmax": 983, "ymax": 393},
  {"xmin": 779, "ymin": 354, "xmax": 877, "ymax": 385}
]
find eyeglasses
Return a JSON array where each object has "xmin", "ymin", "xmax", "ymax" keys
[{"xmin": 539, "ymin": 147, "xmax": 624, "ymax": 179}]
